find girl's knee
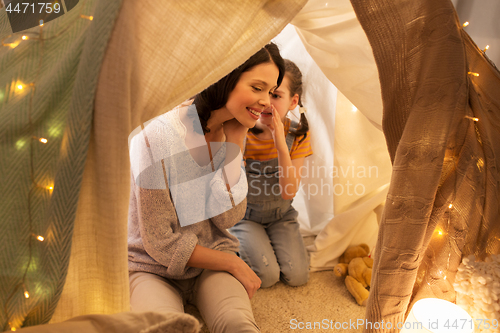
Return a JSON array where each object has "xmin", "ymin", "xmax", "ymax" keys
[
  {"xmin": 280, "ymin": 261, "xmax": 309, "ymax": 287},
  {"xmin": 258, "ymin": 264, "xmax": 280, "ymax": 288}
]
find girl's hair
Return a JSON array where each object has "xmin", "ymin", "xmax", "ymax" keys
[
  {"xmin": 284, "ymin": 59, "xmax": 309, "ymax": 143},
  {"xmin": 249, "ymin": 59, "xmax": 309, "ymax": 143},
  {"xmin": 193, "ymin": 43, "xmax": 285, "ymax": 134}
]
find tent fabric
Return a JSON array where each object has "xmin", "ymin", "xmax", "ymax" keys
[
  {"xmin": 49, "ymin": 0, "xmax": 308, "ymax": 324},
  {"xmin": 349, "ymin": 0, "xmax": 500, "ymax": 331},
  {"xmin": 287, "ymin": 0, "xmax": 393, "ymax": 270},
  {"xmin": 0, "ymin": 0, "xmax": 122, "ymax": 329}
]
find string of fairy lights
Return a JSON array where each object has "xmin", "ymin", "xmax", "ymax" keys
[
  {"xmin": 421, "ymin": 20, "xmax": 490, "ymax": 302},
  {"xmin": 1, "ymin": 1, "xmax": 92, "ymax": 330}
]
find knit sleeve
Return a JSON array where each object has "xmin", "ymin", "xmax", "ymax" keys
[
  {"xmin": 128, "ymin": 117, "xmax": 199, "ymax": 277},
  {"xmin": 133, "ymin": 174, "xmax": 199, "ymax": 277}
]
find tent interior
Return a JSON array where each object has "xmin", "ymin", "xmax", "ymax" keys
[{"xmin": 1, "ymin": 0, "xmax": 499, "ymax": 332}]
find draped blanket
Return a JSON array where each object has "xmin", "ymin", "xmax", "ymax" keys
[
  {"xmin": 350, "ymin": 0, "xmax": 500, "ymax": 331},
  {"xmin": 0, "ymin": 0, "xmax": 122, "ymax": 329}
]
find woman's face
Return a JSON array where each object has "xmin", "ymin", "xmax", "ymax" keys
[
  {"xmin": 255, "ymin": 75, "xmax": 299, "ymax": 129},
  {"xmin": 224, "ymin": 62, "xmax": 280, "ymax": 128}
]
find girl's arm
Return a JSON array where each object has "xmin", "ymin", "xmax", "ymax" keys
[
  {"xmin": 187, "ymin": 244, "xmax": 261, "ymax": 299},
  {"xmin": 269, "ymin": 105, "xmax": 305, "ymax": 200}
]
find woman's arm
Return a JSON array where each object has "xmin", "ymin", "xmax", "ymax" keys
[{"xmin": 187, "ymin": 245, "xmax": 261, "ymax": 299}]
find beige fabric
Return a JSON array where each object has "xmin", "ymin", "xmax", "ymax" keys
[
  {"xmin": 348, "ymin": 0, "xmax": 500, "ymax": 331},
  {"xmin": 19, "ymin": 311, "xmax": 199, "ymax": 333},
  {"xmin": 287, "ymin": 0, "xmax": 393, "ymax": 269},
  {"xmin": 51, "ymin": 0, "xmax": 307, "ymax": 323}
]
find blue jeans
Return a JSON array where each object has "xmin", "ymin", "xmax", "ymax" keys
[{"xmin": 230, "ymin": 202, "xmax": 310, "ymax": 288}]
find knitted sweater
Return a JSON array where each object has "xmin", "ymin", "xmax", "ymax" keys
[{"xmin": 128, "ymin": 105, "xmax": 247, "ymax": 279}]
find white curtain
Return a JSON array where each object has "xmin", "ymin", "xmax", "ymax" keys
[{"xmin": 274, "ymin": 0, "xmax": 393, "ymax": 271}]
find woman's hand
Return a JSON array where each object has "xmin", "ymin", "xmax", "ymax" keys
[
  {"xmin": 228, "ymin": 256, "xmax": 262, "ymax": 299},
  {"xmin": 265, "ymin": 105, "xmax": 286, "ymax": 149},
  {"xmin": 187, "ymin": 245, "xmax": 261, "ymax": 299}
]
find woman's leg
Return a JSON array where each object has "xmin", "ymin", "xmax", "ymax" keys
[
  {"xmin": 194, "ymin": 269, "xmax": 260, "ymax": 333},
  {"xmin": 230, "ymin": 220, "xmax": 280, "ymax": 288},
  {"xmin": 129, "ymin": 271, "xmax": 184, "ymax": 313},
  {"xmin": 267, "ymin": 208, "xmax": 310, "ymax": 287}
]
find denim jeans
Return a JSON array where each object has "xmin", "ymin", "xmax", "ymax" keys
[{"xmin": 230, "ymin": 201, "xmax": 310, "ymax": 288}]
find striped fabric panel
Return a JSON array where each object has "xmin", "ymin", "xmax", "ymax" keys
[
  {"xmin": 0, "ymin": 0, "xmax": 123, "ymax": 329},
  {"xmin": 244, "ymin": 118, "xmax": 313, "ymax": 161}
]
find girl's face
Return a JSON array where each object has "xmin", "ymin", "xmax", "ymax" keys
[
  {"xmin": 256, "ymin": 75, "xmax": 299, "ymax": 129},
  {"xmin": 224, "ymin": 62, "xmax": 280, "ymax": 128}
]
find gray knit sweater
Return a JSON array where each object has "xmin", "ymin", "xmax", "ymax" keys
[{"xmin": 128, "ymin": 105, "xmax": 247, "ymax": 279}]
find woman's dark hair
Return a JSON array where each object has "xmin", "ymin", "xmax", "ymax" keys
[
  {"xmin": 249, "ymin": 59, "xmax": 309, "ymax": 143},
  {"xmin": 193, "ymin": 42, "xmax": 285, "ymax": 134}
]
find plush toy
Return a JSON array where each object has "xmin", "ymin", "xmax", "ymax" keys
[{"xmin": 334, "ymin": 244, "xmax": 373, "ymax": 306}]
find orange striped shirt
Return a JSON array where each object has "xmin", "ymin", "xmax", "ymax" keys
[{"xmin": 244, "ymin": 118, "xmax": 313, "ymax": 161}]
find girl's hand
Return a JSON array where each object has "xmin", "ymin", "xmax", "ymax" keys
[
  {"xmin": 228, "ymin": 256, "xmax": 262, "ymax": 299},
  {"xmin": 265, "ymin": 105, "xmax": 286, "ymax": 149}
]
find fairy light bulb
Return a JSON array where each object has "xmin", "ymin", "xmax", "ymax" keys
[
  {"xmin": 17, "ymin": 84, "xmax": 24, "ymax": 90},
  {"xmin": 449, "ymin": 204, "xmax": 453, "ymax": 209},
  {"xmin": 468, "ymin": 72, "xmax": 479, "ymax": 77},
  {"xmin": 46, "ymin": 185, "xmax": 53, "ymax": 191},
  {"xmin": 24, "ymin": 291, "xmax": 30, "ymax": 298},
  {"xmin": 22, "ymin": 36, "xmax": 28, "ymax": 40},
  {"xmin": 39, "ymin": 138, "xmax": 48, "ymax": 144},
  {"xmin": 80, "ymin": 15, "xmax": 93, "ymax": 20},
  {"xmin": 37, "ymin": 235, "xmax": 44, "ymax": 242},
  {"xmin": 10, "ymin": 327, "xmax": 16, "ymax": 331},
  {"xmin": 463, "ymin": 21, "xmax": 469, "ymax": 27},
  {"xmin": 484, "ymin": 45, "xmax": 490, "ymax": 52},
  {"xmin": 438, "ymin": 229, "xmax": 443, "ymax": 236}
]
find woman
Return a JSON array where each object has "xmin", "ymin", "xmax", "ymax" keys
[{"xmin": 127, "ymin": 43, "xmax": 285, "ymax": 333}]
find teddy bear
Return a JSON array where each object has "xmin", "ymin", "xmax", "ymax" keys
[{"xmin": 334, "ymin": 244, "xmax": 373, "ymax": 306}]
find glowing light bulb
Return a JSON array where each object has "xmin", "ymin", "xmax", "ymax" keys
[
  {"xmin": 39, "ymin": 138, "xmax": 48, "ymax": 144},
  {"xmin": 46, "ymin": 185, "xmax": 54, "ymax": 191},
  {"xmin": 463, "ymin": 21, "xmax": 469, "ymax": 27},
  {"xmin": 39, "ymin": 20, "xmax": 44, "ymax": 26},
  {"xmin": 17, "ymin": 84, "xmax": 24, "ymax": 90},
  {"xmin": 37, "ymin": 235, "xmax": 44, "ymax": 242},
  {"xmin": 81, "ymin": 15, "xmax": 93, "ymax": 20},
  {"xmin": 465, "ymin": 116, "xmax": 479, "ymax": 122},
  {"xmin": 24, "ymin": 291, "xmax": 30, "ymax": 298},
  {"xmin": 484, "ymin": 45, "xmax": 490, "ymax": 52},
  {"xmin": 449, "ymin": 204, "xmax": 453, "ymax": 209},
  {"xmin": 22, "ymin": 36, "xmax": 28, "ymax": 40},
  {"xmin": 438, "ymin": 230, "xmax": 443, "ymax": 236},
  {"xmin": 467, "ymin": 72, "xmax": 479, "ymax": 77},
  {"xmin": 11, "ymin": 327, "xmax": 16, "ymax": 331}
]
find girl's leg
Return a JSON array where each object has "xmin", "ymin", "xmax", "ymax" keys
[
  {"xmin": 194, "ymin": 269, "xmax": 260, "ymax": 333},
  {"xmin": 129, "ymin": 271, "xmax": 184, "ymax": 313},
  {"xmin": 267, "ymin": 208, "xmax": 310, "ymax": 287},
  {"xmin": 230, "ymin": 220, "xmax": 280, "ymax": 288}
]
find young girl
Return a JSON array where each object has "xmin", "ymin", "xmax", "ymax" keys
[
  {"xmin": 127, "ymin": 43, "xmax": 285, "ymax": 333},
  {"xmin": 230, "ymin": 60, "xmax": 312, "ymax": 288}
]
